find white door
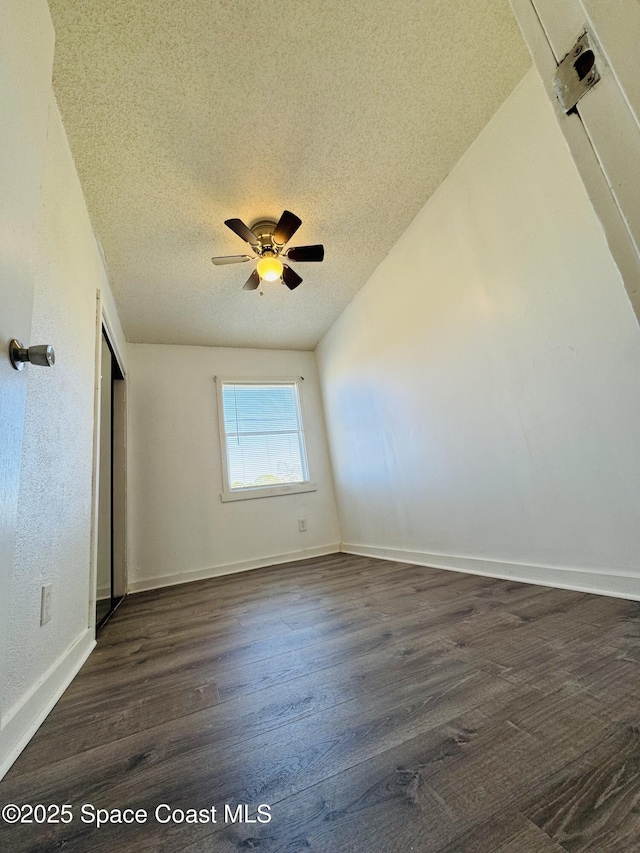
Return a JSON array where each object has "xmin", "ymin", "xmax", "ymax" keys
[
  {"xmin": 0, "ymin": 3, "xmax": 55, "ymax": 728},
  {"xmin": 511, "ymin": 0, "xmax": 640, "ymax": 321}
]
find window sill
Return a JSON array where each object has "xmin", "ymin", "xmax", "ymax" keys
[{"xmin": 220, "ymin": 482, "xmax": 317, "ymax": 502}]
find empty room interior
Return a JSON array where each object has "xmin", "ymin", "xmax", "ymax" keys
[{"xmin": 2, "ymin": 1, "xmax": 640, "ymax": 851}]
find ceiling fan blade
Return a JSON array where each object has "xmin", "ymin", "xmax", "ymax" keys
[
  {"xmin": 285, "ymin": 244, "xmax": 324, "ymax": 263},
  {"xmin": 243, "ymin": 269, "xmax": 260, "ymax": 290},
  {"xmin": 273, "ymin": 210, "xmax": 302, "ymax": 246},
  {"xmin": 282, "ymin": 263, "xmax": 303, "ymax": 290},
  {"xmin": 211, "ymin": 254, "xmax": 253, "ymax": 265},
  {"xmin": 225, "ymin": 218, "xmax": 259, "ymax": 247}
]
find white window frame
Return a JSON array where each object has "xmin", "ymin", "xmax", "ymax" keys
[{"xmin": 216, "ymin": 377, "xmax": 317, "ymax": 502}]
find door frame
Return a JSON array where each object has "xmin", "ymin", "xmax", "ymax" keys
[
  {"xmin": 89, "ymin": 291, "xmax": 127, "ymax": 631},
  {"xmin": 510, "ymin": 0, "xmax": 640, "ymax": 323}
]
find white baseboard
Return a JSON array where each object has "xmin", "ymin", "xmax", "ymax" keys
[
  {"xmin": 0, "ymin": 629, "xmax": 95, "ymax": 781},
  {"xmin": 128, "ymin": 543, "xmax": 342, "ymax": 593},
  {"xmin": 341, "ymin": 542, "xmax": 640, "ymax": 601}
]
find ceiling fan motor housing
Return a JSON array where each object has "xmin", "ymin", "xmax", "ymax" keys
[{"xmin": 251, "ymin": 220, "xmax": 279, "ymax": 255}]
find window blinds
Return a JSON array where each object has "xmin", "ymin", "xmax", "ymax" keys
[{"xmin": 221, "ymin": 382, "xmax": 308, "ymax": 490}]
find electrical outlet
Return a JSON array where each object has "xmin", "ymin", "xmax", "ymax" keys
[
  {"xmin": 298, "ymin": 518, "xmax": 307, "ymax": 532},
  {"xmin": 40, "ymin": 584, "xmax": 52, "ymax": 626}
]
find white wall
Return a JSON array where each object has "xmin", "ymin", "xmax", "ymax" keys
[
  {"xmin": 0, "ymin": 0, "xmax": 54, "ymax": 779},
  {"xmin": 317, "ymin": 68, "xmax": 640, "ymax": 598},
  {"xmin": 1, "ymin": 88, "xmax": 126, "ymax": 774},
  {"xmin": 127, "ymin": 345, "xmax": 340, "ymax": 591}
]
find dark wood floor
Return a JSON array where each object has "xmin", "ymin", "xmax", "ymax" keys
[{"xmin": 2, "ymin": 553, "xmax": 640, "ymax": 852}]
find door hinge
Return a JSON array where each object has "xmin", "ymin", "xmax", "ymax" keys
[{"xmin": 554, "ymin": 30, "xmax": 601, "ymax": 114}]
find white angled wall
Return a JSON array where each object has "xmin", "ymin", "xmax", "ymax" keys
[
  {"xmin": 127, "ymin": 344, "xmax": 340, "ymax": 591},
  {"xmin": 317, "ymin": 68, "xmax": 640, "ymax": 598}
]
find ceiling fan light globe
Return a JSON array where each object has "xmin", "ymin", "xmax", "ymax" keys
[{"xmin": 257, "ymin": 256, "xmax": 283, "ymax": 282}]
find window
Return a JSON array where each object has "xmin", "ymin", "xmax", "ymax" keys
[{"xmin": 217, "ymin": 379, "xmax": 316, "ymax": 501}]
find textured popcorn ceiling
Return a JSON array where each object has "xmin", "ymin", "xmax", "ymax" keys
[{"xmin": 48, "ymin": 0, "xmax": 530, "ymax": 350}]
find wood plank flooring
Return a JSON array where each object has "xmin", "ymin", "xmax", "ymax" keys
[{"xmin": 2, "ymin": 553, "xmax": 640, "ymax": 851}]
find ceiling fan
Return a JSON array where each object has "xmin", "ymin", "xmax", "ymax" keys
[{"xmin": 211, "ymin": 209, "xmax": 324, "ymax": 292}]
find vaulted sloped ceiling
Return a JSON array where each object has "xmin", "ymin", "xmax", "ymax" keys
[{"xmin": 48, "ymin": 0, "xmax": 530, "ymax": 349}]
